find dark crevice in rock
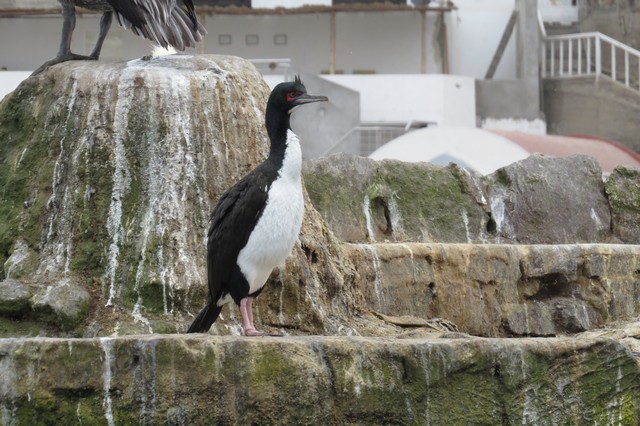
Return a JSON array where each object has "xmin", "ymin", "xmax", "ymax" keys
[
  {"xmin": 523, "ymin": 273, "xmax": 571, "ymax": 301},
  {"xmin": 372, "ymin": 196, "xmax": 393, "ymax": 236},
  {"xmin": 486, "ymin": 213, "xmax": 497, "ymax": 234}
]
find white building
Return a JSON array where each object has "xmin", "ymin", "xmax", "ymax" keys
[{"xmin": 0, "ymin": 0, "xmax": 588, "ymax": 159}]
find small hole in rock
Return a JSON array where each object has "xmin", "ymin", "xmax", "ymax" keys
[
  {"xmin": 302, "ymin": 245, "xmax": 318, "ymax": 264},
  {"xmin": 486, "ymin": 213, "xmax": 497, "ymax": 234},
  {"xmin": 428, "ymin": 282, "xmax": 436, "ymax": 297},
  {"xmin": 372, "ymin": 196, "xmax": 393, "ymax": 236}
]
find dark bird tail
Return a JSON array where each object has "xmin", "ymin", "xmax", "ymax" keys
[{"xmin": 187, "ymin": 303, "xmax": 222, "ymax": 333}]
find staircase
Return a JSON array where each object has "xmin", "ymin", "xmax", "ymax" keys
[
  {"xmin": 540, "ymin": 25, "xmax": 640, "ymax": 153},
  {"xmin": 542, "ymin": 31, "xmax": 640, "ymax": 94}
]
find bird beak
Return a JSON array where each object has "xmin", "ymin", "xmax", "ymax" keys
[{"xmin": 292, "ymin": 94, "xmax": 329, "ymax": 106}]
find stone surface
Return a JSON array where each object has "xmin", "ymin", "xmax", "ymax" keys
[
  {"xmin": 2, "ymin": 239, "xmax": 38, "ymax": 280},
  {"xmin": 0, "ymin": 55, "xmax": 640, "ymax": 424},
  {"xmin": 606, "ymin": 165, "xmax": 640, "ymax": 244},
  {"xmin": 0, "ymin": 56, "xmax": 272, "ymax": 327},
  {"xmin": 0, "ymin": 334, "xmax": 638, "ymax": 425},
  {"xmin": 485, "ymin": 154, "xmax": 611, "ymax": 243},
  {"xmin": 304, "ymin": 153, "xmax": 632, "ymax": 246},
  {"xmin": 344, "ymin": 243, "xmax": 640, "ymax": 338},
  {"xmin": 303, "ymin": 154, "xmax": 492, "ymax": 243},
  {"xmin": 31, "ymin": 278, "xmax": 91, "ymax": 328},
  {"xmin": 0, "ymin": 279, "xmax": 31, "ymax": 316}
]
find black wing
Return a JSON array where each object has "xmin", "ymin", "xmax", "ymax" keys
[
  {"xmin": 106, "ymin": 0, "xmax": 205, "ymax": 50},
  {"xmin": 206, "ymin": 166, "xmax": 274, "ymax": 303}
]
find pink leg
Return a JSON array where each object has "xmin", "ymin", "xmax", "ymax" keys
[{"xmin": 239, "ymin": 297, "xmax": 263, "ymax": 336}]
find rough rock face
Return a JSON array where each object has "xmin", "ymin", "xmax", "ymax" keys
[
  {"xmin": 305, "ymin": 153, "xmax": 621, "ymax": 245},
  {"xmin": 486, "ymin": 154, "xmax": 611, "ymax": 244},
  {"xmin": 0, "ymin": 335, "xmax": 638, "ymax": 425},
  {"xmin": 0, "ymin": 56, "xmax": 358, "ymax": 336},
  {"xmin": 1, "ymin": 56, "xmax": 640, "ymax": 423},
  {"xmin": 606, "ymin": 166, "xmax": 640, "ymax": 244},
  {"xmin": 303, "ymin": 154, "xmax": 491, "ymax": 243},
  {"xmin": 345, "ymin": 243, "xmax": 640, "ymax": 337}
]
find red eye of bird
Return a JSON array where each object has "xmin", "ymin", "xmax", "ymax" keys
[{"xmin": 286, "ymin": 91, "xmax": 300, "ymax": 102}]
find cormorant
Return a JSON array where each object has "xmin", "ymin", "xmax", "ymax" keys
[
  {"xmin": 187, "ymin": 76, "xmax": 328, "ymax": 336},
  {"xmin": 34, "ymin": 0, "xmax": 205, "ymax": 74}
]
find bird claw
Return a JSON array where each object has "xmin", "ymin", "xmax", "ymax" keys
[
  {"xmin": 242, "ymin": 328, "xmax": 265, "ymax": 337},
  {"xmin": 31, "ymin": 53, "xmax": 97, "ymax": 76}
]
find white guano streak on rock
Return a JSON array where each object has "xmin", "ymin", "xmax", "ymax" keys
[
  {"xmin": 130, "ymin": 70, "xmax": 210, "ymax": 316},
  {"xmin": 363, "ymin": 195, "xmax": 376, "ymax": 242},
  {"xmin": 134, "ymin": 340, "xmax": 158, "ymax": 423},
  {"xmin": 100, "ymin": 337, "xmax": 115, "ymax": 426},
  {"xmin": 417, "ymin": 344, "xmax": 432, "ymax": 425},
  {"xmin": 489, "ymin": 188, "xmax": 514, "ymax": 242},
  {"xmin": 106, "ymin": 70, "xmax": 134, "ymax": 307},
  {"xmin": 462, "ymin": 210, "xmax": 472, "ymax": 243},
  {"xmin": 359, "ymin": 244, "xmax": 385, "ymax": 311},
  {"xmin": 0, "ymin": 345, "xmax": 17, "ymax": 425},
  {"xmin": 39, "ymin": 78, "xmax": 79, "ymax": 276}
]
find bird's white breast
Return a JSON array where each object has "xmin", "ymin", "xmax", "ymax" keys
[{"xmin": 237, "ymin": 130, "xmax": 304, "ymax": 294}]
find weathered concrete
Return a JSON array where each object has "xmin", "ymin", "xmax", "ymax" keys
[
  {"xmin": 476, "ymin": 78, "xmax": 543, "ymax": 121},
  {"xmin": 579, "ymin": 0, "xmax": 640, "ymax": 51},
  {"xmin": 344, "ymin": 243, "xmax": 640, "ymax": 337},
  {"xmin": 543, "ymin": 77, "xmax": 640, "ymax": 153},
  {"xmin": 0, "ymin": 334, "xmax": 638, "ymax": 425}
]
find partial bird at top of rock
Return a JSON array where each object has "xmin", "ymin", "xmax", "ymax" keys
[{"xmin": 33, "ymin": 0, "xmax": 207, "ymax": 75}]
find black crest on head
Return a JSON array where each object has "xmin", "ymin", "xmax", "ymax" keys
[{"xmin": 294, "ymin": 74, "xmax": 302, "ymax": 85}]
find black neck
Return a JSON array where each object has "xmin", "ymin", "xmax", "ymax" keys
[{"xmin": 265, "ymin": 106, "xmax": 291, "ymax": 160}]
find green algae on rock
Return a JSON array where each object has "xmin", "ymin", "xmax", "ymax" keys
[
  {"xmin": 0, "ymin": 335, "xmax": 638, "ymax": 424},
  {"xmin": 0, "ymin": 56, "xmax": 271, "ymax": 332}
]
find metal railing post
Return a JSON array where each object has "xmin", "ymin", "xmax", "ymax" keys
[
  {"xmin": 595, "ymin": 34, "xmax": 602, "ymax": 76},
  {"xmin": 587, "ymin": 37, "xmax": 592, "ymax": 75},
  {"xmin": 578, "ymin": 38, "xmax": 582, "ymax": 75},
  {"xmin": 612, "ymin": 45, "xmax": 616, "ymax": 82},
  {"xmin": 551, "ymin": 41, "xmax": 555, "ymax": 77},
  {"xmin": 568, "ymin": 39, "xmax": 573, "ymax": 76},
  {"xmin": 625, "ymin": 51, "xmax": 630, "ymax": 87},
  {"xmin": 541, "ymin": 42, "xmax": 547, "ymax": 78}
]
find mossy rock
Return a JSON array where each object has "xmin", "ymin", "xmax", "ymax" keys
[
  {"xmin": 0, "ymin": 279, "xmax": 32, "ymax": 317},
  {"xmin": 606, "ymin": 165, "xmax": 640, "ymax": 243},
  {"xmin": 303, "ymin": 154, "xmax": 491, "ymax": 243}
]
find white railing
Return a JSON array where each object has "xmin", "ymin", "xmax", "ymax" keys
[{"xmin": 542, "ymin": 32, "xmax": 640, "ymax": 93}]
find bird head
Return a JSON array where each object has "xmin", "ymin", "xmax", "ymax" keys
[{"xmin": 267, "ymin": 75, "xmax": 328, "ymax": 116}]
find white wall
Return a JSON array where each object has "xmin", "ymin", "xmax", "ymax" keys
[
  {"xmin": 204, "ymin": 13, "xmax": 331, "ymax": 73},
  {"xmin": 446, "ymin": 0, "xmax": 517, "ymax": 79},
  {"xmin": 334, "ymin": 11, "xmax": 440, "ymax": 74},
  {"xmin": 0, "ymin": 71, "xmax": 30, "ymax": 100},
  {"xmin": 539, "ymin": 0, "xmax": 578, "ymax": 25},
  {"xmin": 0, "ymin": 16, "xmax": 184, "ymax": 71},
  {"xmin": 0, "ymin": 2, "xmax": 519, "ymax": 78},
  {"xmin": 321, "ymin": 74, "xmax": 476, "ymax": 127},
  {"xmin": 252, "ymin": 0, "xmax": 331, "ymax": 7}
]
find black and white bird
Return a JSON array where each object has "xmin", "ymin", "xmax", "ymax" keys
[
  {"xmin": 34, "ymin": 0, "xmax": 205, "ymax": 74},
  {"xmin": 187, "ymin": 76, "xmax": 328, "ymax": 336}
]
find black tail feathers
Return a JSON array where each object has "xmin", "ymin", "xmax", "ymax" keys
[{"xmin": 186, "ymin": 303, "xmax": 222, "ymax": 333}]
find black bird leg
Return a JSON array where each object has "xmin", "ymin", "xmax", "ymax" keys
[
  {"xmin": 89, "ymin": 11, "xmax": 113, "ymax": 59},
  {"xmin": 32, "ymin": 3, "xmax": 98, "ymax": 76}
]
